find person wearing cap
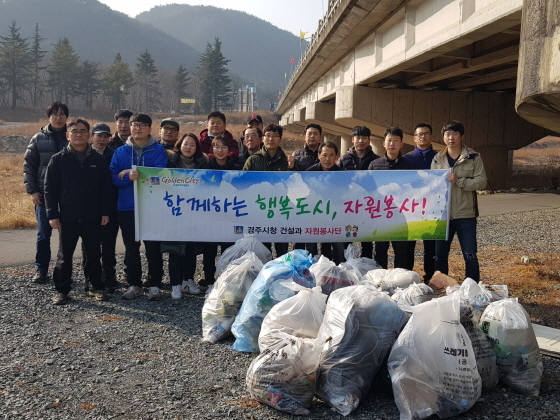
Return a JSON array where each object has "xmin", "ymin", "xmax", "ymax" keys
[
  {"xmin": 108, "ymin": 109, "xmax": 133, "ymax": 150},
  {"xmin": 199, "ymin": 111, "xmax": 239, "ymax": 160},
  {"xmin": 238, "ymin": 114, "xmax": 264, "ymax": 154},
  {"xmin": 159, "ymin": 118, "xmax": 180, "ymax": 150},
  {"xmin": 88, "ymin": 123, "xmax": 119, "ymax": 292}
]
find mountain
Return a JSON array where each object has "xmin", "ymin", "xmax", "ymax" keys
[
  {"xmin": 137, "ymin": 4, "xmax": 307, "ymax": 94},
  {"xmin": 0, "ymin": 0, "xmax": 201, "ymax": 71}
]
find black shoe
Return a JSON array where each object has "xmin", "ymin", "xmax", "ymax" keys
[
  {"xmin": 105, "ymin": 282, "xmax": 119, "ymax": 293},
  {"xmin": 32, "ymin": 271, "xmax": 48, "ymax": 284},
  {"xmin": 53, "ymin": 293, "xmax": 70, "ymax": 305},
  {"xmin": 88, "ymin": 289, "xmax": 109, "ymax": 301}
]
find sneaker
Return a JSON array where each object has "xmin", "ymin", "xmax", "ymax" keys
[
  {"xmin": 182, "ymin": 279, "xmax": 201, "ymax": 295},
  {"xmin": 88, "ymin": 290, "xmax": 109, "ymax": 302},
  {"xmin": 171, "ymin": 285, "xmax": 182, "ymax": 300},
  {"xmin": 33, "ymin": 271, "xmax": 48, "ymax": 284},
  {"xmin": 53, "ymin": 293, "xmax": 70, "ymax": 305},
  {"xmin": 147, "ymin": 286, "xmax": 162, "ymax": 301},
  {"xmin": 204, "ymin": 285, "xmax": 214, "ymax": 298},
  {"xmin": 122, "ymin": 285, "xmax": 143, "ymax": 300}
]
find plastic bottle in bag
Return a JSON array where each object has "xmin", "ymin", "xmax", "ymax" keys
[
  {"xmin": 479, "ymin": 298, "xmax": 543, "ymax": 396},
  {"xmin": 310, "ymin": 256, "xmax": 359, "ymax": 296}
]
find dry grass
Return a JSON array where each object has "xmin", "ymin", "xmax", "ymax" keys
[{"xmin": 0, "ymin": 153, "xmax": 35, "ymax": 229}]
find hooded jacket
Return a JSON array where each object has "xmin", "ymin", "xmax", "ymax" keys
[
  {"xmin": 431, "ymin": 144, "xmax": 487, "ymax": 219},
  {"xmin": 108, "ymin": 132, "xmax": 127, "ymax": 150},
  {"xmin": 23, "ymin": 124, "xmax": 68, "ymax": 197},
  {"xmin": 242, "ymin": 147, "xmax": 289, "ymax": 171},
  {"xmin": 199, "ymin": 129, "xmax": 239, "ymax": 160},
  {"xmin": 109, "ymin": 135, "xmax": 167, "ymax": 211},
  {"xmin": 44, "ymin": 145, "xmax": 112, "ymax": 223},
  {"xmin": 337, "ymin": 146, "xmax": 379, "ymax": 170}
]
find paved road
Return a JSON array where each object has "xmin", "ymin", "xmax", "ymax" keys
[{"xmin": 1, "ymin": 192, "xmax": 559, "ymax": 267}]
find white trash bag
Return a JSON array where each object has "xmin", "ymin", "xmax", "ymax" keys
[
  {"xmin": 259, "ymin": 286, "xmax": 327, "ymax": 350},
  {"xmin": 202, "ymin": 252, "xmax": 263, "ymax": 343},
  {"xmin": 391, "ymin": 282, "xmax": 435, "ymax": 310},
  {"xmin": 362, "ymin": 268, "xmax": 421, "ymax": 295},
  {"xmin": 310, "ymin": 256, "xmax": 359, "ymax": 296},
  {"xmin": 215, "ymin": 234, "xmax": 272, "ymax": 278},
  {"xmin": 247, "ymin": 334, "xmax": 320, "ymax": 415},
  {"xmin": 388, "ymin": 294, "xmax": 482, "ymax": 420},
  {"xmin": 316, "ymin": 285, "xmax": 408, "ymax": 416},
  {"xmin": 340, "ymin": 244, "xmax": 382, "ymax": 279},
  {"xmin": 479, "ymin": 298, "xmax": 542, "ymax": 396}
]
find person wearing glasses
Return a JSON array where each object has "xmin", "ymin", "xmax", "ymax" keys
[
  {"xmin": 110, "ymin": 113, "xmax": 168, "ymax": 301},
  {"xmin": 404, "ymin": 123, "xmax": 438, "ymax": 283},
  {"xmin": 243, "ymin": 124, "xmax": 290, "ymax": 257},
  {"xmin": 44, "ymin": 119, "xmax": 112, "ymax": 305},
  {"xmin": 24, "ymin": 102, "xmax": 70, "ymax": 284},
  {"xmin": 159, "ymin": 118, "xmax": 180, "ymax": 150},
  {"xmin": 237, "ymin": 126, "xmax": 263, "ymax": 166}
]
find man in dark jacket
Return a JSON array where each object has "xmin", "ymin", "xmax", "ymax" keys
[
  {"xmin": 291, "ymin": 123, "xmax": 323, "ymax": 256},
  {"xmin": 368, "ymin": 127, "xmax": 415, "ymax": 270},
  {"xmin": 337, "ymin": 126, "xmax": 379, "ymax": 258},
  {"xmin": 404, "ymin": 123, "xmax": 438, "ymax": 282},
  {"xmin": 89, "ymin": 123, "xmax": 119, "ymax": 291},
  {"xmin": 237, "ymin": 126, "xmax": 263, "ymax": 166},
  {"xmin": 199, "ymin": 111, "xmax": 239, "ymax": 160},
  {"xmin": 159, "ymin": 118, "xmax": 180, "ymax": 150},
  {"xmin": 243, "ymin": 124, "xmax": 289, "ymax": 257},
  {"xmin": 108, "ymin": 109, "xmax": 133, "ymax": 150},
  {"xmin": 238, "ymin": 114, "xmax": 264, "ymax": 155},
  {"xmin": 44, "ymin": 119, "xmax": 112, "ymax": 305},
  {"xmin": 23, "ymin": 102, "xmax": 69, "ymax": 284}
]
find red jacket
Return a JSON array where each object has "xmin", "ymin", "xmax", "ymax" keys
[{"xmin": 199, "ymin": 129, "xmax": 239, "ymax": 160}]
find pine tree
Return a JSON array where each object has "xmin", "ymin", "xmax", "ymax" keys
[
  {"xmin": 175, "ymin": 63, "xmax": 190, "ymax": 110},
  {"xmin": 135, "ymin": 49, "xmax": 160, "ymax": 112},
  {"xmin": 197, "ymin": 38, "xmax": 231, "ymax": 113},
  {"xmin": 47, "ymin": 37, "xmax": 80, "ymax": 104},
  {"xmin": 0, "ymin": 21, "xmax": 33, "ymax": 109},
  {"xmin": 29, "ymin": 23, "xmax": 46, "ymax": 107},
  {"xmin": 103, "ymin": 53, "xmax": 133, "ymax": 111},
  {"xmin": 78, "ymin": 60, "xmax": 101, "ymax": 111}
]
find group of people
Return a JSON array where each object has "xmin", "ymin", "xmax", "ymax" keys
[{"xmin": 23, "ymin": 102, "xmax": 487, "ymax": 306}]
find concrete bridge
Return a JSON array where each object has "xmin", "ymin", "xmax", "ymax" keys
[{"xmin": 277, "ymin": 0, "xmax": 559, "ymax": 189}]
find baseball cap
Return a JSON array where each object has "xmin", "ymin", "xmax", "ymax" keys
[
  {"xmin": 92, "ymin": 123, "xmax": 111, "ymax": 135},
  {"xmin": 160, "ymin": 118, "xmax": 180, "ymax": 130},
  {"xmin": 246, "ymin": 114, "xmax": 263, "ymax": 125}
]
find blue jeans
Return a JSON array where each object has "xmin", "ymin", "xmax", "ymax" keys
[
  {"xmin": 435, "ymin": 218, "xmax": 479, "ymax": 281},
  {"xmin": 35, "ymin": 204, "xmax": 53, "ymax": 274}
]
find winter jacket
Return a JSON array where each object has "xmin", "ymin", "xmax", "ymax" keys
[
  {"xmin": 199, "ymin": 129, "xmax": 239, "ymax": 160},
  {"xmin": 108, "ymin": 132, "xmax": 126, "ymax": 150},
  {"xmin": 431, "ymin": 145, "xmax": 488, "ymax": 219},
  {"xmin": 23, "ymin": 124, "xmax": 68, "ymax": 197},
  {"xmin": 110, "ymin": 136, "xmax": 167, "ymax": 211},
  {"xmin": 292, "ymin": 145, "xmax": 319, "ymax": 170},
  {"xmin": 305, "ymin": 163, "xmax": 342, "ymax": 172},
  {"xmin": 201, "ymin": 156, "xmax": 241, "ymax": 170},
  {"xmin": 242, "ymin": 147, "xmax": 289, "ymax": 171},
  {"xmin": 403, "ymin": 147, "xmax": 437, "ymax": 170},
  {"xmin": 167, "ymin": 151, "xmax": 208, "ymax": 169},
  {"xmin": 96, "ymin": 146, "xmax": 118, "ymax": 218},
  {"xmin": 337, "ymin": 146, "xmax": 379, "ymax": 170},
  {"xmin": 44, "ymin": 145, "xmax": 112, "ymax": 223},
  {"xmin": 368, "ymin": 153, "xmax": 412, "ymax": 170}
]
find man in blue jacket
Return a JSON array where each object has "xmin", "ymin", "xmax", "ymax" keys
[
  {"xmin": 110, "ymin": 113, "xmax": 167, "ymax": 301},
  {"xmin": 404, "ymin": 123, "xmax": 438, "ymax": 283}
]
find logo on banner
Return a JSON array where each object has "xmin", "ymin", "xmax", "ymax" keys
[
  {"xmin": 150, "ymin": 176, "xmax": 161, "ymax": 185},
  {"xmin": 234, "ymin": 226, "xmax": 244, "ymax": 234}
]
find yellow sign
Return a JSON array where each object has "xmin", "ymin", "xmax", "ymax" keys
[{"xmin": 181, "ymin": 98, "xmax": 196, "ymax": 104}]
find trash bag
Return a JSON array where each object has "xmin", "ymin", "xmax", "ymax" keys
[
  {"xmin": 315, "ymin": 285, "xmax": 408, "ymax": 416},
  {"xmin": 479, "ymin": 298, "xmax": 543, "ymax": 396},
  {"xmin": 391, "ymin": 283, "xmax": 435, "ymax": 310},
  {"xmin": 259, "ymin": 286, "xmax": 327, "ymax": 350},
  {"xmin": 247, "ymin": 334, "xmax": 320, "ymax": 415},
  {"xmin": 447, "ymin": 278, "xmax": 508, "ymax": 317},
  {"xmin": 340, "ymin": 244, "xmax": 382, "ymax": 280},
  {"xmin": 362, "ymin": 268, "xmax": 421, "ymax": 295},
  {"xmin": 215, "ymin": 234, "xmax": 272, "ymax": 278},
  {"xmin": 231, "ymin": 250, "xmax": 316, "ymax": 353},
  {"xmin": 388, "ymin": 294, "xmax": 482, "ymax": 420},
  {"xmin": 309, "ymin": 256, "xmax": 359, "ymax": 296},
  {"xmin": 201, "ymin": 252, "xmax": 263, "ymax": 343}
]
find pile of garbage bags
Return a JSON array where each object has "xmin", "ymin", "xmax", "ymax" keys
[{"xmin": 198, "ymin": 239, "xmax": 543, "ymax": 418}]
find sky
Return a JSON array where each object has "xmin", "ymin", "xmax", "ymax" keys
[{"xmin": 97, "ymin": 0, "xmax": 327, "ymax": 37}]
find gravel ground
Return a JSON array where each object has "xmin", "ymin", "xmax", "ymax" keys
[{"xmin": 1, "ymin": 209, "xmax": 559, "ymax": 419}]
